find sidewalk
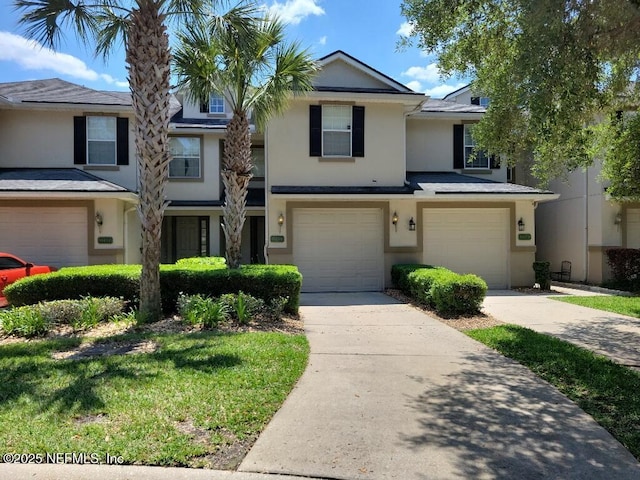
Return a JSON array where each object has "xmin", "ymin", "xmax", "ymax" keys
[
  {"xmin": 239, "ymin": 292, "xmax": 640, "ymax": 479},
  {"xmin": 482, "ymin": 287, "xmax": 640, "ymax": 368}
]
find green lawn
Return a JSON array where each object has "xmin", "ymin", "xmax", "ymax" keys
[
  {"xmin": 0, "ymin": 331, "xmax": 308, "ymax": 467},
  {"xmin": 467, "ymin": 325, "xmax": 640, "ymax": 460},
  {"xmin": 554, "ymin": 295, "xmax": 640, "ymax": 318}
]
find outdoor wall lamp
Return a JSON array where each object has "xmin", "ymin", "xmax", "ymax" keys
[
  {"xmin": 518, "ymin": 217, "xmax": 525, "ymax": 232},
  {"xmin": 392, "ymin": 211, "xmax": 399, "ymax": 231},
  {"xmin": 409, "ymin": 217, "xmax": 416, "ymax": 231},
  {"xmin": 615, "ymin": 212, "xmax": 622, "ymax": 225},
  {"xmin": 277, "ymin": 213, "xmax": 285, "ymax": 232},
  {"xmin": 95, "ymin": 212, "xmax": 104, "ymax": 228}
]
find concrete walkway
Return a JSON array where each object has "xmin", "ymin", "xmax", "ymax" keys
[
  {"xmin": 483, "ymin": 287, "xmax": 640, "ymax": 369},
  {"xmin": 239, "ymin": 292, "xmax": 640, "ymax": 479}
]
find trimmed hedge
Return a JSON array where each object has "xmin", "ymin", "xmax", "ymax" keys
[
  {"xmin": 606, "ymin": 248, "xmax": 640, "ymax": 291},
  {"xmin": 391, "ymin": 264, "xmax": 487, "ymax": 316},
  {"xmin": 532, "ymin": 261, "xmax": 551, "ymax": 290},
  {"xmin": 4, "ymin": 259, "xmax": 302, "ymax": 314}
]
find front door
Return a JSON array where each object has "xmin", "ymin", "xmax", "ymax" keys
[{"xmin": 161, "ymin": 216, "xmax": 210, "ymax": 263}]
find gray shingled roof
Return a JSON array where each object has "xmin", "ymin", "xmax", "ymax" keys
[
  {"xmin": 271, "ymin": 185, "xmax": 413, "ymax": 195},
  {"xmin": 0, "ymin": 168, "xmax": 130, "ymax": 192},
  {"xmin": 408, "ymin": 172, "xmax": 554, "ymax": 195},
  {"xmin": 0, "ymin": 78, "xmax": 131, "ymax": 106},
  {"xmin": 421, "ymin": 98, "xmax": 486, "ymax": 114}
]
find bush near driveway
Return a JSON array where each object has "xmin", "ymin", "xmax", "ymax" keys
[
  {"xmin": 4, "ymin": 259, "xmax": 302, "ymax": 315},
  {"xmin": 392, "ymin": 264, "xmax": 487, "ymax": 316}
]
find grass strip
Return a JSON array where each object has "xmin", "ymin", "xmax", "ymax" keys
[
  {"xmin": 0, "ymin": 331, "xmax": 308, "ymax": 467},
  {"xmin": 553, "ymin": 295, "xmax": 640, "ymax": 319},
  {"xmin": 466, "ymin": 324, "xmax": 640, "ymax": 460}
]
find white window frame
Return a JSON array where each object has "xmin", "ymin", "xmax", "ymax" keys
[
  {"xmin": 479, "ymin": 97, "xmax": 490, "ymax": 107},
  {"xmin": 464, "ymin": 124, "xmax": 490, "ymax": 169},
  {"xmin": 209, "ymin": 93, "xmax": 225, "ymax": 114},
  {"xmin": 322, "ymin": 105, "xmax": 352, "ymax": 157},
  {"xmin": 86, "ymin": 116, "xmax": 117, "ymax": 165},
  {"xmin": 169, "ymin": 136, "xmax": 202, "ymax": 179}
]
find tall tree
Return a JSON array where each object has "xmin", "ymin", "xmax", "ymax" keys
[
  {"xmin": 173, "ymin": 2, "xmax": 317, "ymax": 268},
  {"xmin": 15, "ymin": 0, "xmax": 208, "ymax": 320},
  {"xmin": 400, "ymin": 0, "xmax": 640, "ymax": 191}
]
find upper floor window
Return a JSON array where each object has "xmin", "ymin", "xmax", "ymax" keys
[
  {"xmin": 209, "ymin": 93, "xmax": 225, "ymax": 114},
  {"xmin": 471, "ymin": 96, "xmax": 490, "ymax": 107},
  {"xmin": 464, "ymin": 124, "xmax": 489, "ymax": 169},
  {"xmin": 453, "ymin": 123, "xmax": 499, "ymax": 171},
  {"xmin": 322, "ymin": 105, "xmax": 352, "ymax": 157},
  {"xmin": 309, "ymin": 104, "xmax": 365, "ymax": 158},
  {"xmin": 87, "ymin": 116, "xmax": 117, "ymax": 165},
  {"xmin": 169, "ymin": 136, "xmax": 201, "ymax": 178},
  {"xmin": 74, "ymin": 115, "xmax": 129, "ymax": 166},
  {"xmin": 252, "ymin": 146, "xmax": 265, "ymax": 178}
]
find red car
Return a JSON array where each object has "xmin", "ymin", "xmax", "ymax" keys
[{"xmin": 0, "ymin": 253, "xmax": 57, "ymax": 307}]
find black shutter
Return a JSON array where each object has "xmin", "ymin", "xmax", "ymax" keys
[
  {"xmin": 453, "ymin": 124, "xmax": 464, "ymax": 169},
  {"xmin": 116, "ymin": 117, "xmax": 129, "ymax": 165},
  {"xmin": 73, "ymin": 116, "xmax": 87, "ymax": 165},
  {"xmin": 490, "ymin": 155, "xmax": 500, "ymax": 169},
  {"xmin": 309, "ymin": 105, "xmax": 322, "ymax": 156},
  {"xmin": 200, "ymin": 99, "xmax": 208, "ymax": 113},
  {"xmin": 352, "ymin": 106, "xmax": 365, "ymax": 157},
  {"xmin": 471, "ymin": 96, "xmax": 480, "ymax": 105}
]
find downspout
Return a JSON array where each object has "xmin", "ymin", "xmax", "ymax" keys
[
  {"xmin": 124, "ymin": 205, "xmax": 138, "ymax": 264},
  {"xmin": 263, "ymin": 125, "xmax": 270, "ymax": 265},
  {"xmin": 584, "ymin": 166, "xmax": 589, "ymax": 283}
]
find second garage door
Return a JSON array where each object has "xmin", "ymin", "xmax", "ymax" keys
[
  {"xmin": 293, "ymin": 208, "xmax": 384, "ymax": 292},
  {"xmin": 423, "ymin": 208, "xmax": 509, "ymax": 288}
]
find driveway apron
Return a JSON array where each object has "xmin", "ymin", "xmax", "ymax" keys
[{"xmin": 239, "ymin": 292, "xmax": 640, "ymax": 480}]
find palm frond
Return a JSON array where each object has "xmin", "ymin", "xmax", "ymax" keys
[
  {"xmin": 94, "ymin": 7, "xmax": 129, "ymax": 59},
  {"xmin": 14, "ymin": 0, "xmax": 103, "ymax": 48}
]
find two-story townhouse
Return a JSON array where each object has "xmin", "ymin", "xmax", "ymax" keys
[
  {"xmin": 0, "ymin": 78, "xmax": 265, "ymax": 269},
  {"xmin": 1, "ymin": 50, "xmax": 559, "ymax": 292},
  {"xmin": 265, "ymin": 51, "xmax": 558, "ymax": 292},
  {"xmin": 443, "ymin": 85, "xmax": 637, "ymax": 284}
]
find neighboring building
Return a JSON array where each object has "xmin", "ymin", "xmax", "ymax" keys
[{"xmin": 0, "ymin": 51, "xmax": 558, "ymax": 292}]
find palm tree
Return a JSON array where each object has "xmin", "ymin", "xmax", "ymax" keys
[
  {"xmin": 15, "ymin": 0, "xmax": 208, "ymax": 321},
  {"xmin": 173, "ymin": 2, "xmax": 317, "ymax": 268}
]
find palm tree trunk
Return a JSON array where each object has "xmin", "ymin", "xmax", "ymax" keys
[
  {"xmin": 222, "ymin": 112, "xmax": 253, "ymax": 269},
  {"xmin": 126, "ymin": 0, "xmax": 171, "ymax": 321}
]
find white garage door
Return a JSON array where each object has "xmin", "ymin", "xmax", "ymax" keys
[
  {"xmin": 293, "ymin": 208, "xmax": 384, "ymax": 292},
  {"xmin": 0, "ymin": 206, "xmax": 88, "ymax": 267},
  {"xmin": 627, "ymin": 209, "xmax": 640, "ymax": 248},
  {"xmin": 423, "ymin": 208, "xmax": 509, "ymax": 288}
]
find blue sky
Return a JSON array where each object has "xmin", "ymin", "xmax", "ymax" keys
[{"xmin": 0, "ymin": 0, "xmax": 468, "ymax": 98}]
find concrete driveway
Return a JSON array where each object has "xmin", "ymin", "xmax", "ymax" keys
[
  {"xmin": 239, "ymin": 292, "xmax": 640, "ymax": 480},
  {"xmin": 483, "ymin": 288, "xmax": 640, "ymax": 369}
]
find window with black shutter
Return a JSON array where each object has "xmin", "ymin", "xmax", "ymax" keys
[
  {"xmin": 309, "ymin": 105, "xmax": 365, "ymax": 157},
  {"xmin": 74, "ymin": 115, "xmax": 129, "ymax": 166}
]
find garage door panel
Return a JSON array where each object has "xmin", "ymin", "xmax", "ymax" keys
[
  {"xmin": 0, "ymin": 207, "xmax": 88, "ymax": 267},
  {"xmin": 293, "ymin": 208, "xmax": 383, "ymax": 292},
  {"xmin": 627, "ymin": 209, "xmax": 640, "ymax": 249},
  {"xmin": 423, "ymin": 209, "xmax": 509, "ymax": 288}
]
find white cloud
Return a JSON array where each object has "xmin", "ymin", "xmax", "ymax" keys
[
  {"xmin": 405, "ymin": 80, "xmax": 422, "ymax": 92},
  {"xmin": 268, "ymin": 0, "xmax": 325, "ymax": 25},
  {"xmin": 318, "ymin": 35, "xmax": 327, "ymax": 46},
  {"xmin": 0, "ymin": 31, "xmax": 127, "ymax": 87},
  {"xmin": 396, "ymin": 21, "xmax": 414, "ymax": 37},
  {"xmin": 401, "ymin": 63, "xmax": 441, "ymax": 83},
  {"xmin": 424, "ymin": 83, "xmax": 468, "ymax": 98}
]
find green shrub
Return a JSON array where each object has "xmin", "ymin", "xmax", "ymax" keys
[
  {"xmin": 177, "ymin": 294, "xmax": 229, "ymax": 328},
  {"xmin": 605, "ymin": 248, "xmax": 640, "ymax": 291},
  {"xmin": 0, "ymin": 306, "xmax": 49, "ymax": 337},
  {"xmin": 219, "ymin": 292, "xmax": 265, "ymax": 325},
  {"xmin": 392, "ymin": 263, "xmax": 488, "ymax": 316},
  {"xmin": 430, "ymin": 273, "xmax": 488, "ymax": 316},
  {"xmin": 37, "ymin": 296, "xmax": 127, "ymax": 331},
  {"xmin": 532, "ymin": 261, "xmax": 551, "ymax": 290},
  {"xmin": 175, "ymin": 256, "xmax": 227, "ymax": 268},
  {"xmin": 391, "ymin": 264, "xmax": 434, "ymax": 293},
  {"xmin": 407, "ymin": 267, "xmax": 449, "ymax": 305},
  {"xmin": 5, "ymin": 263, "xmax": 302, "ymax": 315}
]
